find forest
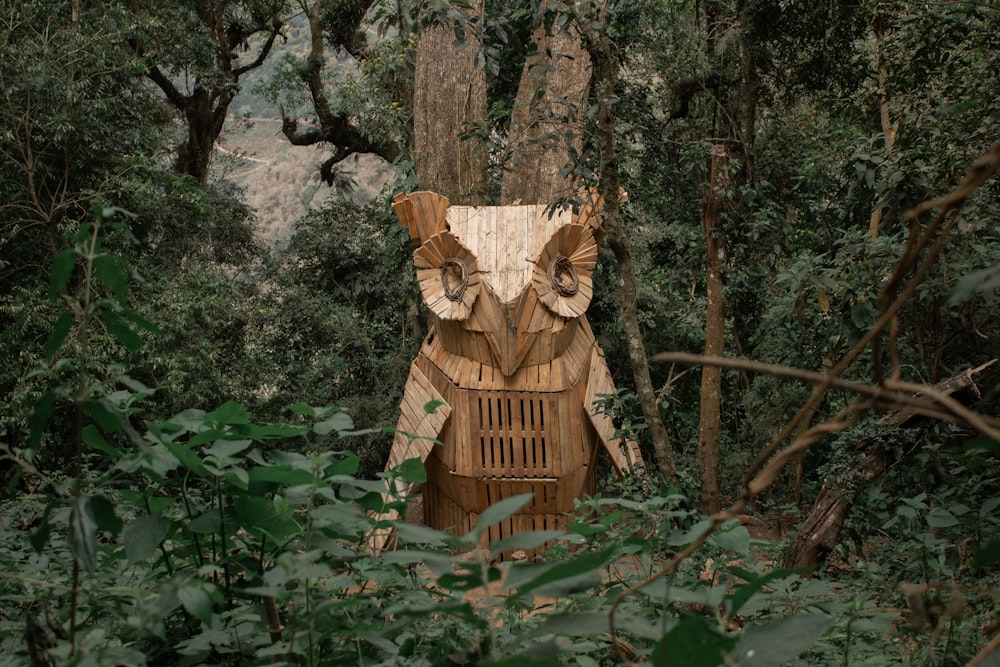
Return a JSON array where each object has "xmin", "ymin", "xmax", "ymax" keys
[{"xmin": 0, "ymin": 0, "xmax": 998, "ymax": 665}]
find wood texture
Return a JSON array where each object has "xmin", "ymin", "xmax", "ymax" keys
[{"xmin": 375, "ymin": 193, "xmax": 645, "ymax": 558}]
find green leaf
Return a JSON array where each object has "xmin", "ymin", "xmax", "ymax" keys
[
  {"xmin": 120, "ymin": 309, "xmax": 163, "ymax": 335},
  {"xmin": 123, "ymin": 513, "xmax": 171, "ymax": 562},
  {"xmin": 250, "ymin": 465, "xmax": 315, "ymax": 486},
  {"xmin": 710, "ymin": 523, "xmax": 750, "ymax": 555},
  {"xmin": 100, "ymin": 309, "xmax": 141, "ymax": 350},
  {"xmin": 314, "ymin": 411, "xmax": 355, "ymax": 436},
  {"xmin": 424, "ymin": 399, "xmax": 446, "ymax": 414},
  {"xmin": 324, "ymin": 452, "xmax": 360, "ymax": 476},
  {"xmin": 651, "ymin": 615, "xmax": 736, "ymax": 667},
  {"xmin": 82, "ymin": 425, "xmax": 122, "ymax": 458},
  {"xmin": 468, "ymin": 493, "xmax": 534, "ymax": 541},
  {"xmin": 395, "ymin": 457, "xmax": 427, "ymax": 484},
  {"xmin": 726, "ymin": 567, "xmax": 798, "ymax": 619},
  {"xmin": 69, "ymin": 496, "xmax": 99, "ymax": 573},
  {"xmin": 223, "ymin": 467, "xmax": 250, "ymax": 490},
  {"xmin": 30, "ymin": 502, "xmax": 56, "ymax": 553},
  {"xmin": 50, "ymin": 249, "xmax": 77, "ymax": 299},
  {"xmin": 84, "ymin": 399, "xmax": 122, "ymax": 432},
  {"xmin": 728, "ymin": 613, "xmax": 832, "ymax": 666},
  {"xmin": 45, "ymin": 311, "xmax": 74, "ymax": 359},
  {"xmin": 93, "ymin": 254, "xmax": 129, "ymax": 303},
  {"xmin": 926, "ymin": 507, "xmax": 959, "ymax": 528},
  {"xmin": 505, "ymin": 547, "xmax": 616, "ymax": 598},
  {"xmin": 89, "ymin": 495, "xmax": 123, "ymax": 536},
  {"xmin": 178, "ymin": 584, "xmax": 213, "ymax": 625},
  {"xmin": 205, "ymin": 401, "xmax": 251, "ymax": 426},
  {"xmin": 29, "ymin": 391, "xmax": 56, "ymax": 448},
  {"xmin": 850, "ymin": 301, "xmax": 874, "ymax": 329},
  {"xmin": 162, "ymin": 440, "xmax": 210, "ymax": 477},
  {"xmin": 489, "ymin": 530, "xmax": 564, "ymax": 556},
  {"xmin": 188, "ymin": 511, "xmax": 223, "ymax": 535}
]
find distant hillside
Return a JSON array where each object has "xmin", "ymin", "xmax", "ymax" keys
[
  {"xmin": 208, "ymin": 14, "xmax": 396, "ymax": 246},
  {"xmin": 214, "ymin": 117, "xmax": 394, "ymax": 246}
]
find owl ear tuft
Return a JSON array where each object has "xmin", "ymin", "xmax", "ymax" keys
[
  {"xmin": 533, "ymin": 224, "xmax": 597, "ymax": 318},
  {"xmin": 393, "ymin": 191, "xmax": 450, "ymax": 245}
]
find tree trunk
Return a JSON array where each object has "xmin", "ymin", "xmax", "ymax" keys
[
  {"xmin": 698, "ymin": 145, "xmax": 728, "ymax": 514},
  {"xmin": 785, "ymin": 361, "xmax": 994, "ymax": 571},
  {"xmin": 868, "ymin": 22, "xmax": 898, "ymax": 240},
  {"xmin": 413, "ymin": 0, "xmax": 488, "ymax": 204},
  {"xmin": 501, "ymin": 8, "xmax": 591, "ymax": 205},
  {"xmin": 585, "ymin": 25, "xmax": 675, "ymax": 479}
]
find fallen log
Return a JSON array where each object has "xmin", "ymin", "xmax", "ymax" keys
[{"xmin": 784, "ymin": 359, "xmax": 997, "ymax": 571}]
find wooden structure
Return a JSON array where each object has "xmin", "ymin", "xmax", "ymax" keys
[{"xmin": 377, "ymin": 191, "xmax": 644, "ymax": 553}]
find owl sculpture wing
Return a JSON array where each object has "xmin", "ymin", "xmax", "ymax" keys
[{"xmin": 371, "ymin": 362, "xmax": 451, "ymax": 553}]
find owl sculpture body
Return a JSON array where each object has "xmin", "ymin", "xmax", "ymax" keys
[{"xmin": 381, "ymin": 191, "xmax": 642, "ymax": 551}]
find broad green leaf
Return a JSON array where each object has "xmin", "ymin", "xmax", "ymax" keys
[
  {"xmin": 29, "ymin": 502, "xmax": 56, "ymax": 553},
  {"xmin": 29, "ymin": 391, "xmax": 56, "ymax": 448},
  {"xmin": 324, "ymin": 452, "xmax": 360, "ymax": 476},
  {"xmin": 205, "ymin": 401, "xmax": 251, "ymax": 426},
  {"xmin": 120, "ymin": 309, "xmax": 163, "ymax": 335},
  {"xmin": 93, "ymin": 254, "xmax": 129, "ymax": 303},
  {"xmin": 468, "ymin": 493, "xmax": 534, "ymax": 541},
  {"xmin": 728, "ymin": 613, "xmax": 832, "ymax": 666},
  {"xmin": 222, "ymin": 467, "xmax": 249, "ymax": 490},
  {"xmin": 392, "ymin": 522, "xmax": 452, "ymax": 547},
  {"xmin": 203, "ymin": 438, "xmax": 252, "ymax": 463},
  {"xmin": 667, "ymin": 518, "xmax": 713, "ymax": 546},
  {"xmin": 504, "ymin": 547, "xmax": 616, "ymax": 597},
  {"xmin": 710, "ymin": 523, "xmax": 750, "ymax": 554},
  {"xmin": 188, "ymin": 511, "xmax": 222, "ymax": 535},
  {"xmin": 45, "ymin": 310, "xmax": 74, "ymax": 359},
  {"xmin": 489, "ymin": 530, "xmax": 564, "ymax": 556},
  {"xmin": 395, "ymin": 457, "xmax": 427, "ymax": 484},
  {"xmin": 123, "ymin": 513, "xmax": 171, "ymax": 562},
  {"xmin": 726, "ymin": 567, "xmax": 798, "ymax": 619},
  {"xmin": 178, "ymin": 584, "xmax": 213, "ymax": 625},
  {"xmin": 314, "ymin": 411, "xmax": 355, "ymax": 436},
  {"xmin": 424, "ymin": 399, "xmax": 446, "ymax": 414},
  {"xmin": 233, "ymin": 496, "xmax": 297, "ymax": 541},
  {"xmin": 288, "ymin": 402, "xmax": 318, "ymax": 417},
  {"xmin": 162, "ymin": 440, "xmax": 210, "ymax": 477},
  {"xmin": 50, "ymin": 249, "xmax": 76, "ymax": 298},
  {"xmin": 89, "ymin": 495, "xmax": 123, "ymax": 536},
  {"xmin": 250, "ymin": 465, "xmax": 315, "ymax": 486},
  {"xmin": 980, "ymin": 497, "xmax": 1000, "ymax": 517},
  {"xmin": 84, "ymin": 399, "xmax": 122, "ymax": 432},
  {"xmin": 651, "ymin": 615, "xmax": 736, "ymax": 667},
  {"xmin": 69, "ymin": 496, "xmax": 99, "ymax": 573},
  {"xmin": 242, "ymin": 423, "xmax": 307, "ymax": 440},
  {"xmin": 926, "ymin": 507, "xmax": 959, "ymax": 528},
  {"xmin": 82, "ymin": 425, "xmax": 122, "ymax": 458}
]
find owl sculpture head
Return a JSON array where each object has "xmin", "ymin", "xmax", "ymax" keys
[{"xmin": 393, "ymin": 191, "xmax": 606, "ymax": 376}]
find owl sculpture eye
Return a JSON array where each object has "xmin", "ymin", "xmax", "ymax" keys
[
  {"xmin": 532, "ymin": 224, "xmax": 597, "ymax": 318},
  {"xmin": 413, "ymin": 231, "xmax": 480, "ymax": 320}
]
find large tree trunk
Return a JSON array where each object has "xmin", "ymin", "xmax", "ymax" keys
[
  {"xmin": 584, "ymin": 23, "xmax": 675, "ymax": 479},
  {"xmin": 413, "ymin": 0, "xmax": 488, "ymax": 204},
  {"xmin": 785, "ymin": 361, "xmax": 994, "ymax": 571},
  {"xmin": 698, "ymin": 145, "xmax": 728, "ymax": 514},
  {"xmin": 500, "ymin": 11, "xmax": 591, "ymax": 205}
]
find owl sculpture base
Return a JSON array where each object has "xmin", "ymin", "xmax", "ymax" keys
[{"xmin": 375, "ymin": 191, "xmax": 643, "ymax": 555}]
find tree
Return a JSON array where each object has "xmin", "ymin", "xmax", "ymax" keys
[
  {"xmin": 278, "ymin": 0, "xmax": 405, "ymax": 186},
  {"xmin": 131, "ymin": 0, "xmax": 287, "ymax": 185}
]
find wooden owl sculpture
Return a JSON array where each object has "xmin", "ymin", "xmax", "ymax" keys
[{"xmin": 377, "ymin": 191, "xmax": 643, "ymax": 552}]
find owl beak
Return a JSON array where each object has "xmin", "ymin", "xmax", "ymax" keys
[{"xmin": 484, "ymin": 297, "xmax": 535, "ymax": 377}]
